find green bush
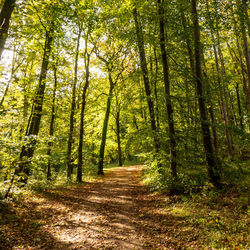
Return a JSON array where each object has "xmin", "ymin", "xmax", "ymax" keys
[{"xmin": 143, "ymin": 153, "xmax": 206, "ymax": 194}]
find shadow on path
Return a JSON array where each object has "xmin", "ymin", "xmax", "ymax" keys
[{"xmin": 0, "ymin": 165, "xmax": 199, "ymax": 249}]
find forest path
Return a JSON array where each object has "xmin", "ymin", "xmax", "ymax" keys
[{"xmin": 0, "ymin": 165, "xmax": 197, "ymax": 249}]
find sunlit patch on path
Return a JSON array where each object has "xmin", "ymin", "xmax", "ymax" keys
[{"xmin": 0, "ymin": 165, "xmax": 200, "ymax": 249}]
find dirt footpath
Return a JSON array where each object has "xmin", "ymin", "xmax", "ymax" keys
[{"xmin": 0, "ymin": 165, "xmax": 198, "ymax": 249}]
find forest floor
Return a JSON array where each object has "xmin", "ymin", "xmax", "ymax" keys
[{"xmin": 0, "ymin": 165, "xmax": 249, "ymax": 249}]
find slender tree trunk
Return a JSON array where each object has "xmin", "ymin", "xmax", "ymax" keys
[
  {"xmin": 0, "ymin": 83, "xmax": 10, "ymax": 109},
  {"xmin": 133, "ymin": 115, "xmax": 138, "ymax": 130},
  {"xmin": 213, "ymin": 44, "xmax": 233, "ymax": 156},
  {"xmin": 116, "ymin": 110, "xmax": 122, "ymax": 166},
  {"xmin": 77, "ymin": 37, "xmax": 90, "ymax": 183},
  {"xmin": 228, "ymin": 92, "xmax": 238, "ymax": 127},
  {"xmin": 133, "ymin": 7, "xmax": 160, "ymax": 152},
  {"xmin": 0, "ymin": 0, "xmax": 16, "ymax": 58},
  {"xmin": 149, "ymin": 46, "xmax": 160, "ymax": 131},
  {"xmin": 158, "ymin": 0, "xmax": 177, "ymax": 178},
  {"xmin": 47, "ymin": 63, "xmax": 57, "ymax": 180},
  {"xmin": 235, "ymin": 28, "xmax": 248, "ymax": 95},
  {"xmin": 236, "ymin": 82, "xmax": 244, "ymax": 129},
  {"xmin": 242, "ymin": 0, "xmax": 250, "ymax": 38},
  {"xmin": 98, "ymin": 73, "xmax": 115, "ymax": 175},
  {"xmin": 203, "ymin": 64, "xmax": 219, "ymax": 154},
  {"xmin": 0, "ymin": 44, "xmax": 22, "ymax": 108},
  {"xmin": 19, "ymin": 61, "xmax": 33, "ymax": 137},
  {"xmin": 208, "ymin": 106, "xmax": 218, "ymax": 151},
  {"xmin": 153, "ymin": 46, "xmax": 160, "ymax": 130},
  {"xmin": 179, "ymin": 1, "xmax": 199, "ymax": 151},
  {"xmin": 191, "ymin": 0, "xmax": 221, "ymax": 188},
  {"xmin": 179, "ymin": 2, "xmax": 195, "ymax": 74},
  {"xmin": 15, "ymin": 27, "xmax": 53, "ymax": 183},
  {"xmin": 237, "ymin": 0, "xmax": 250, "ymax": 113},
  {"xmin": 227, "ymin": 42, "xmax": 245, "ymax": 130},
  {"xmin": 205, "ymin": 0, "xmax": 233, "ymax": 157},
  {"xmin": 22, "ymin": 69, "xmax": 29, "ymax": 129},
  {"xmin": 67, "ymin": 26, "xmax": 81, "ymax": 181},
  {"xmin": 217, "ymin": 42, "xmax": 234, "ymax": 156}
]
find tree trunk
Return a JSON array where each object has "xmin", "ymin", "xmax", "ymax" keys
[
  {"xmin": 0, "ymin": 44, "xmax": 22, "ymax": 109},
  {"xmin": 77, "ymin": 36, "xmax": 90, "ymax": 183},
  {"xmin": 133, "ymin": 7, "xmax": 160, "ymax": 152},
  {"xmin": 179, "ymin": 2, "xmax": 195, "ymax": 74},
  {"xmin": 153, "ymin": 46, "xmax": 160, "ymax": 131},
  {"xmin": 236, "ymin": 82, "xmax": 244, "ymax": 129},
  {"xmin": 98, "ymin": 72, "xmax": 115, "ymax": 175},
  {"xmin": 237, "ymin": 0, "xmax": 250, "ymax": 113},
  {"xmin": 208, "ymin": 106, "xmax": 218, "ymax": 151},
  {"xmin": 235, "ymin": 27, "xmax": 248, "ymax": 96},
  {"xmin": 158, "ymin": 0, "xmax": 177, "ymax": 178},
  {"xmin": 179, "ymin": 1, "xmax": 199, "ymax": 152},
  {"xmin": 16, "ymin": 27, "xmax": 54, "ymax": 183},
  {"xmin": 0, "ymin": 0, "xmax": 16, "ymax": 58},
  {"xmin": 191, "ymin": 0, "xmax": 221, "ymax": 188},
  {"xmin": 47, "ymin": 63, "xmax": 57, "ymax": 180},
  {"xmin": 116, "ymin": 110, "xmax": 122, "ymax": 166},
  {"xmin": 227, "ymin": 42, "xmax": 245, "ymax": 130},
  {"xmin": 205, "ymin": 0, "xmax": 233, "ymax": 157},
  {"xmin": 203, "ymin": 65, "xmax": 219, "ymax": 154},
  {"xmin": 67, "ymin": 26, "xmax": 81, "ymax": 181},
  {"xmin": 213, "ymin": 44, "xmax": 233, "ymax": 157}
]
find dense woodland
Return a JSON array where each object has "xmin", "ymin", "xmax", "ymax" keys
[
  {"xmin": 0, "ymin": 0, "xmax": 249, "ymax": 196},
  {"xmin": 0, "ymin": 0, "xmax": 249, "ymax": 248}
]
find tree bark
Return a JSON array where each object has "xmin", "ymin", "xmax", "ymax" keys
[
  {"xmin": 179, "ymin": 1, "xmax": 199, "ymax": 152},
  {"xmin": 16, "ymin": 27, "xmax": 54, "ymax": 183},
  {"xmin": 191, "ymin": 0, "xmax": 221, "ymax": 188},
  {"xmin": 153, "ymin": 46, "xmax": 160, "ymax": 131},
  {"xmin": 98, "ymin": 72, "xmax": 115, "ymax": 175},
  {"xmin": 237, "ymin": 0, "xmax": 250, "ymax": 113},
  {"xmin": 213, "ymin": 43, "xmax": 233, "ymax": 157},
  {"xmin": 47, "ymin": 62, "xmax": 57, "ymax": 180},
  {"xmin": 77, "ymin": 36, "xmax": 90, "ymax": 183},
  {"xmin": 236, "ymin": 82, "xmax": 244, "ymax": 129},
  {"xmin": 179, "ymin": 2, "xmax": 195, "ymax": 74},
  {"xmin": 0, "ymin": 0, "xmax": 16, "ymax": 58},
  {"xmin": 133, "ymin": 7, "xmax": 160, "ymax": 152},
  {"xmin": 158, "ymin": 0, "xmax": 177, "ymax": 178},
  {"xmin": 67, "ymin": 26, "xmax": 81, "ymax": 181},
  {"xmin": 208, "ymin": 106, "xmax": 218, "ymax": 151},
  {"xmin": 234, "ymin": 25, "xmax": 248, "ymax": 96},
  {"xmin": 116, "ymin": 110, "xmax": 123, "ymax": 166}
]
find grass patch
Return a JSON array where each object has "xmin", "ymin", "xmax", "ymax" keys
[
  {"xmin": 161, "ymin": 188, "xmax": 249, "ymax": 249},
  {"xmin": 143, "ymin": 155, "xmax": 249, "ymax": 248}
]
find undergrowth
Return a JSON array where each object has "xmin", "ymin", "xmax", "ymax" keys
[{"xmin": 142, "ymin": 154, "xmax": 249, "ymax": 249}]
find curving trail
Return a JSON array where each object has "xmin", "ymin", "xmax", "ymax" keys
[{"xmin": 0, "ymin": 165, "xmax": 198, "ymax": 249}]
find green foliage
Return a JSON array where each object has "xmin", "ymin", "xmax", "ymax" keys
[
  {"xmin": 143, "ymin": 151, "xmax": 250, "ymax": 196},
  {"xmin": 142, "ymin": 152, "xmax": 207, "ymax": 194},
  {"xmin": 164, "ymin": 188, "xmax": 249, "ymax": 249}
]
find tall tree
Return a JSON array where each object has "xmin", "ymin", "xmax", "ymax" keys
[
  {"xmin": 77, "ymin": 33, "xmax": 91, "ymax": 182},
  {"xmin": 237, "ymin": 0, "xmax": 250, "ymax": 113},
  {"xmin": 0, "ymin": 0, "xmax": 16, "ymax": 58},
  {"xmin": 97, "ymin": 71, "xmax": 115, "ymax": 175},
  {"xmin": 67, "ymin": 24, "xmax": 82, "ymax": 181},
  {"xmin": 96, "ymin": 48, "xmax": 127, "ymax": 175},
  {"xmin": 157, "ymin": 0, "xmax": 177, "ymax": 178},
  {"xmin": 191, "ymin": 0, "xmax": 221, "ymax": 188},
  {"xmin": 133, "ymin": 7, "xmax": 160, "ymax": 153},
  {"xmin": 8, "ymin": 21, "xmax": 54, "ymax": 186},
  {"xmin": 46, "ymin": 59, "xmax": 58, "ymax": 180}
]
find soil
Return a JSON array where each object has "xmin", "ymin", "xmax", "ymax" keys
[{"xmin": 0, "ymin": 165, "xmax": 199, "ymax": 249}]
